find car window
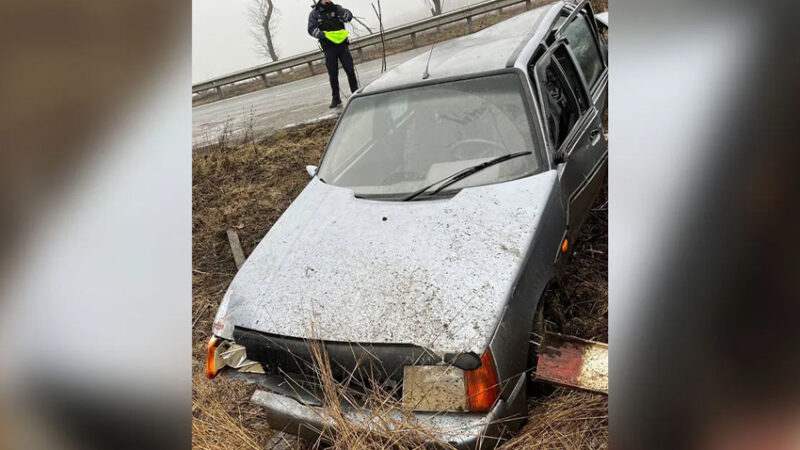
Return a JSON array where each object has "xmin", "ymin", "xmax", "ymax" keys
[
  {"xmin": 551, "ymin": 14, "xmax": 568, "ymax": 33},
  {"xmin": 537, "ymin": 46, "xmax": 589, "ymax": 150},
  {"xmin": 562, "ymin": 14, "xmax": 604, "ymax": 89},
  {"xmin": 553, "ymin": 46, "xmax": 589, "ymax": 112},
  {"xmin": 318, "ymin": 74, "xmax": 540, "ymax": 198}
]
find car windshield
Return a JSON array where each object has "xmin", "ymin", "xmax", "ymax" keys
[{"xmin": 318, "ymin": 73, "xmax": 541, "ymax": 198}]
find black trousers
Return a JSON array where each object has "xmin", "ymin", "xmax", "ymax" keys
[{"xmin": 323, "ymin": 42, "xmax": 358, "ymax": 101}]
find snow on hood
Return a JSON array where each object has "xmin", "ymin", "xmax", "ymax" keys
[{"xmin": 214, "ymin": 171, "xmax": 557, "ymax": 355}]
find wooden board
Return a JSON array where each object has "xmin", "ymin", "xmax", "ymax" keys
[
  {"xmin": 226, "ymin": 228, "xmax": 246, "ymax": 269},
  {"xmin": 535, "ymin": 332, "xmax": 608, "ymax": 394}
]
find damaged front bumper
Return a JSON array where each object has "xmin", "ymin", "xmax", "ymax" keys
[
  {"xmin": 226, "ymin": 371, "xmax": 525, "ymax": 450},
  {"xmin": 206, "ymin": 333, "xmax": 528, "ymax": 447},
  {"xmin": 251, "ymin": 388, "xmax": 511, "ymax": 449}
]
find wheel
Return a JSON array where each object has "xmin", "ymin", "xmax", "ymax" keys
[{"xmin": 526, "ymin": 292, "xmax": 548, "ymax": 395}]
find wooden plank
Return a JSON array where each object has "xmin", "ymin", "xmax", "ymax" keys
[
  {"xmin": 534, "ymin": 332, "xmax": 608, "ymax": 395},
  {"xmin": 226, "ymin": 228, "xmax": 246, "ymax": 269}
]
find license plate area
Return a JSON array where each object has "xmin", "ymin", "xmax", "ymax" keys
[{"xmin": 402, "ymin": 366, "xmax": 467, "ymax": 412}]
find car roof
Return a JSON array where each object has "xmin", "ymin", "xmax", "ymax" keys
[{"xmin": 361, "ymin": 1, "xmax": 565, "ymax": 94}]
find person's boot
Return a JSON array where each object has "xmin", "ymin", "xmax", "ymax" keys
[{"xmin": 329, "ymin": 98, "xmax": 342, "ymax": 109}]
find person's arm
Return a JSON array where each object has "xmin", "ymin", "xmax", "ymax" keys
[
  {"xmin": 335, "ymin": 5, "xmax": 353, "ymax": 22},
  {"xmin": 307, "ymin": 10, "xmax": 323, "ymax": 39}
]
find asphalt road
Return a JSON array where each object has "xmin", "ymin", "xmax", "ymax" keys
[{"xmin": 192, "ymin": 45, "xmax": 433, "ymax": 148}]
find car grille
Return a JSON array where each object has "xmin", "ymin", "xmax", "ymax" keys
[{"xmin": 233, "ymin": 327, "xmax": 443, "ymax": 399}]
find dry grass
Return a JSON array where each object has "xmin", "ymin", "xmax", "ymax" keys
[
  {"xmin": 590, "ymin": 0, "xmax": 608, "ymax": 13},
  {"xmin": 192, "ymin": 117, "xmax": 607, "ymax": 448},
  {"xmin": 192, "ymin": 373, "xmax": 273, "ymax": 450},
  {"xmin": 504, "ymin": 389, "xmax": 608, "ymax": 449},
  {"xmin": 303, "ymin": 340, "xmax": 458, "ymax": 450}
]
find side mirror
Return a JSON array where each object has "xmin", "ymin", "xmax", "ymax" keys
[{"xmin": 306, "ymin": 165, "xmax": 318, "ymax": 178}]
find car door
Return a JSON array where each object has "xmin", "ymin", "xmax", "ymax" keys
[
  {"xmin": 560, "ymin": 3, "xmax": 608, "ymax": 115},
  {"xmin": 532, "ymin": 42, "xmax": 604, "ymax": 231}
]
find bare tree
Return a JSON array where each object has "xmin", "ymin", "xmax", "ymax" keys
[
  {"xmin": 248, "ymin": 0, "xmax": 279, "ymax": 62},
  {"xmin": 371, "ymin": 1, "xmax": 387, "ymax": 72},
  {"xmin": 423, "ymin": 0, "xmax": 444, "ymax": 16},
  {"xmin": 351, "ymin": 16, "xmax": 374, "ymax": 35}
]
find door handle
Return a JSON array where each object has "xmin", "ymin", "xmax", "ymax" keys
[{"xmin": 589, "ymin": 128, "xmax": 602, "ymax": 145}]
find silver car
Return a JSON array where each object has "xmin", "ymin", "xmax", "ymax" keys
[{"xmin": 206, "ymin": 1, "xmax": 608, "ymax": 447}]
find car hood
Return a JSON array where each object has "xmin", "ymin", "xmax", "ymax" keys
[{"xmin": 214, "ymin": 171, "xmax": 558, "ymax": 355}]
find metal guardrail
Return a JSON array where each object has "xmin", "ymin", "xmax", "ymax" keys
[{"xmin": 193, "ymin": 0, "xmax": 535, "ymax": 96}]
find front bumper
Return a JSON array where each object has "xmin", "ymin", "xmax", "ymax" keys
[
  {"xmin": 250, "ymin": 389, "xmax": 508, "ymax": 449},
  {"xmin": 227, "ymin": 372, "xmax": 525, "ymax": 449}
]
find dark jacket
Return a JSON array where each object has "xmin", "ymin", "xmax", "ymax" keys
[{"xmin": 308, "ymin": 2, "xmax": 353, "ymax": 46}]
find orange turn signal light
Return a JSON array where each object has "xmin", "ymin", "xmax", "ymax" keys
[
  {"xmin": 464, "ymin": 350, "xmax": 500, "ymax": 412},
  {"xmin": 205, "ymin": 336, "xmax": 221, "ymax": 379},
  {"xmin": 561, "ymin": 238, "xmax": 569, "ymax": 254}
]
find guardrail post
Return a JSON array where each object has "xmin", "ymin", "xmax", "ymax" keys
[
  {"xmin": 466, "ymin": 16, "xmax": 473, "ymax": 33},
  {"xmin": 410, "ymin": 32, "xmax": 417, "ymax": 48},
  {"xmin": 215, "ymin": 86, "xmax": 223, "ymax": 99}
]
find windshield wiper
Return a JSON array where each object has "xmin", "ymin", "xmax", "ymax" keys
[{"xmin": 403, "ymin": 151, "xmax": 533, "ymax": 201}]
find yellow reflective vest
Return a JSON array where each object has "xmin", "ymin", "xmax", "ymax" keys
[{"xmin": 323, "ymin": 29, "xmax": 350, "ymax": 44}]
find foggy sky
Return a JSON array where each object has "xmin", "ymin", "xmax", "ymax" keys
[{"xmin": 193, "ymin": 0, "xmax": 482, "ymax": 83}]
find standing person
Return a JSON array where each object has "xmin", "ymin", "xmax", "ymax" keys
[{"xmin": 308, "ymin": 0, "xmax": 359, "ymax": 108}]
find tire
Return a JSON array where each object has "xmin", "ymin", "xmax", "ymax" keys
[{"xmin": 525, "ymin": 293, "xmax": 547, "ymax": 396}]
